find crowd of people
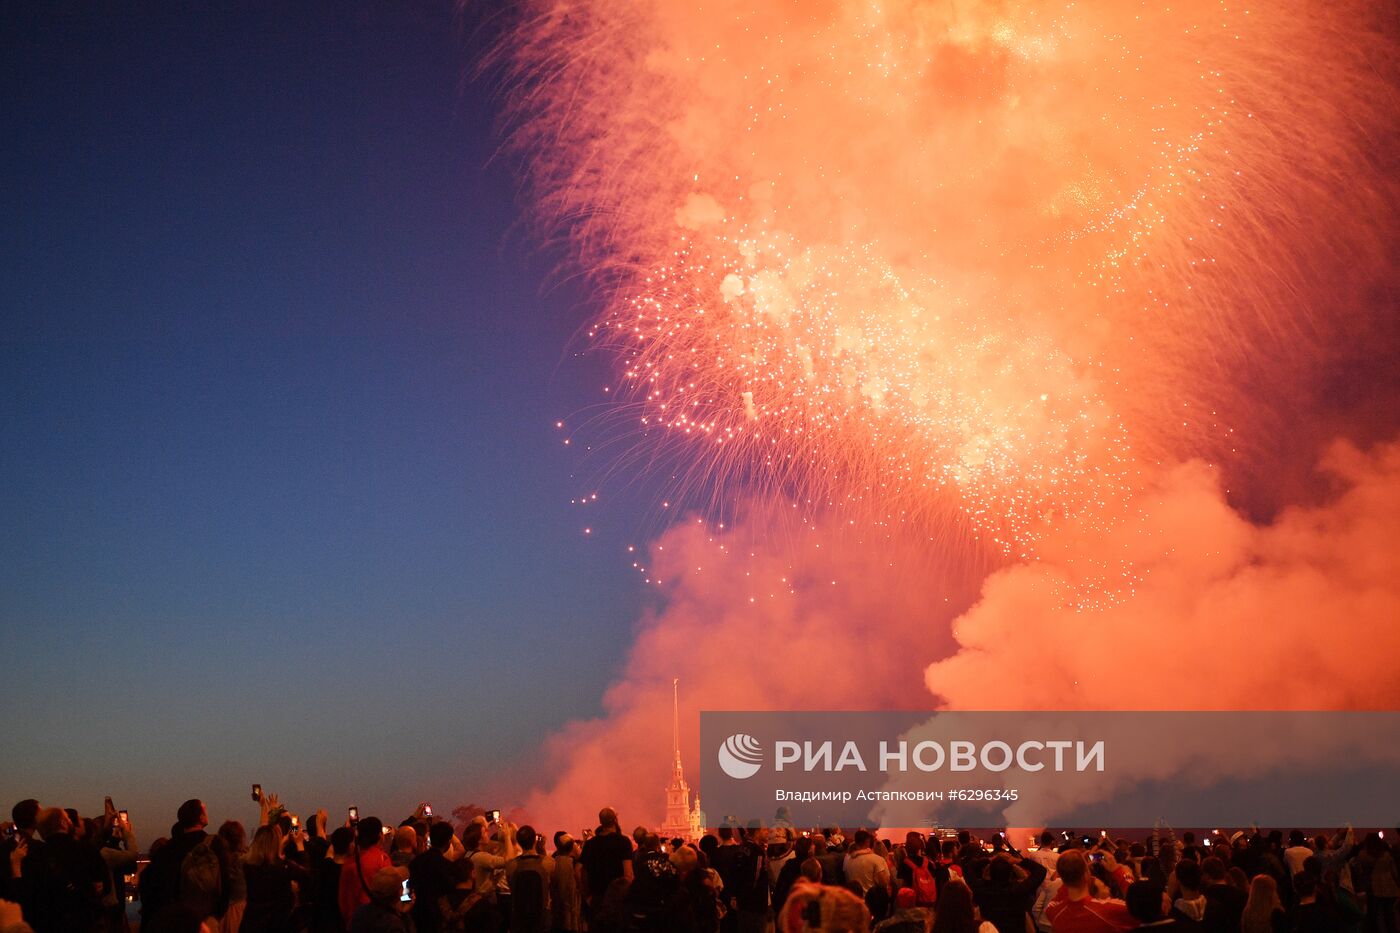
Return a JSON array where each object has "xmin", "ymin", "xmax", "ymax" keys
[{"xmin": 1, "ymin": 794, "xmax": 1397, "ymax": 933}]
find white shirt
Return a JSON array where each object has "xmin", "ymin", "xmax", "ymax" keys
[
  {"xmin": 470, "ymin": 848, "xmax": 508, "ymax": 896},
  {"xmin": 1284, "ymin": 845, "xmax": 1313, "ymax": 878},
  {"xmin": 1032, "ymin": 846, "xmax": 1061, "ymax": 873},
  {"xmin": 843, "ymin": 849, "xmax": 889, "ymax": 894}
]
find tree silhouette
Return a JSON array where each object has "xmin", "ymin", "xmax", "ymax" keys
[{"xmin": 452, "ymin": 803, "xmax": 485, "ymax": 834}]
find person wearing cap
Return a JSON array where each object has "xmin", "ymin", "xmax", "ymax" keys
[{"xmin": 347, "ymin": 866, "xmax": 413, "ymax": 933}]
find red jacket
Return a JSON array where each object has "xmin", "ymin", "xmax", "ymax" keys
[
  {"xmin": 338, "ymin": 844, "xmax": 392, "ymax": 928},
  {"xmin": 1044, "ymin": 889, "xmax": 1135, "ymax": 933}
]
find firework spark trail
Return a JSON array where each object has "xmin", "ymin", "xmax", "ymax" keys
[{"xmin": 499, "ymin": 0, "xmax": 1400, "ymax": 824}]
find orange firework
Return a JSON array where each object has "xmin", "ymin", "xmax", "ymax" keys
[{"xmin": 502, "ymin": 0, "xmax": 1399, "ymax": 556}]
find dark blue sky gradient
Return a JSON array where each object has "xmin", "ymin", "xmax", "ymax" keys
[{"xmin": 1, "ymin": 1, "xmax": 653, "ymax": 833}]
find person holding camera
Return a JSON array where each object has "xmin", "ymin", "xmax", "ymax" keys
[
  {"xmin": 1, "ymin": 803, "xmax": 38, "ymax": 914},
  {"xmin": 348, "ymin": 866, "xmax": 416, "ymax": 933},
  {"xmin": 463, "ymin": 816, "xmax": 520, "ymax": 933},
  {"xmin": 341, "ymin": 819, "xmax": 395, "ymax": 925},
  {"xmin": 408, "ymin": 823, "xmax": 457, "ymax": 933}
]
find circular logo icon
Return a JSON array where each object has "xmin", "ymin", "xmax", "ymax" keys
[{"xmin": 717, "ymin": 733, "xmax": 763, "ymax": 779}]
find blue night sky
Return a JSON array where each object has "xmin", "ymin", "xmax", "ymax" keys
[{"xmin": 1, "ymin": 2, "xmax": 654, "ymax": 832}]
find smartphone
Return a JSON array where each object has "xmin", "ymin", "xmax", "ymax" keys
[
  {"xmin": 349, "ymin": 806, "xmax": 359, "ymax": 823},
  {"xmin": 291, "ymin": 815, "xmax": 299, "ymax": 830},
  {"xmin": 118, "ymin": 810, "xmax": 129, "ymax": 827},
  {"xmin": 1203, "ymin": 838, "xmax": 1212, "ymax": 847},
  {"xmin": 486, "ymin": 809, "xmax": 501, "ymax": 823},
  {"xmin": 423, "ymin": 804, "xmax": 433, "ymax": 819},
  {"xmin": 1091, "ymin": 852, "xmax": 1105, "ymax": 863},
  {"xmin": 381, "ymin": 825, "xmax": 392, "ymax": 836},
  {"xmin": 400, "ymin": 879, "xmax": 412, "ymax": 903},
  {"xmin": 252, "ymin": 784, "xmax": 262, "ymax": 803}
]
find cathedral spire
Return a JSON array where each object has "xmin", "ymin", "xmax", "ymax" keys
[
  {"xmin": 672, "ymin": 676, "xmax": 682, "ymax": 772},
  {"xmin": 662, "ymin": 676, "xmax": 701, "ymax": 840}
]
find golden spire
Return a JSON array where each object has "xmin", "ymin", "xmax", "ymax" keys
[{"xmin": 672, "ymin": 677, "xmax": 682, "ymax": 772}]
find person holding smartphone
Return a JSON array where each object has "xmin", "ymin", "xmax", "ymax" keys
[
  {"xmin": 462, "ymin": 816, "xmax": 521, "ymax": 931},
  {"xmin": 1, "ymin": 828, "xmax": 27, "ymax": 910},
  {"xmin": 242, "ymin": 823, "xmax": 311, "ymax": 933},
  {"xmin": 1, "ymin": 799, "xmax": 39, "ymax": 906},
  {"xmin": 408, "ymin": 822, "xmax": 460, "ymax": 933},
  {"xmin": 97, "ymin": 798, "xmax": 138, "ymax": 932},
  {"xmin": 346, "ymin": 866, "xmax": 414, "ymax": 933},
  {"xmin": 339, "ymin": 817, "xmax": 394, "ymax": 923}
]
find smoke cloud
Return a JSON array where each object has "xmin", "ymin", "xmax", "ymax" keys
[
  {"xmin": 498, "ymin": 0, "xmax": 1400, "ymax": 826},
  {"xmin": 521, "ymin": 515, "xmax": 980, "ymax": 828},
  {"xmin": 929, "ymin": 439, "xmax": 1400, "ymax": 711}
]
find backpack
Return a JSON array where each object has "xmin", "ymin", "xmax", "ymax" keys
[
  {"xmin": 437, "ymin": 889, "xmax": 485, "ymax": 933},
  {"xmin": 903, "ymin": 856, "xmax": 937, "ymax": 906},
  {"xmin": 510, "ymin": 861, "xmax": 547, "ymax": 932},
  {"xmin": 179, "ymin": 836, "xmax": 224, "ymax": 910}
]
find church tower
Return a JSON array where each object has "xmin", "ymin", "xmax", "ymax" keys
[{"xmin": 660, "ymin": 677, "xmax": 702, "ymax": 840}]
